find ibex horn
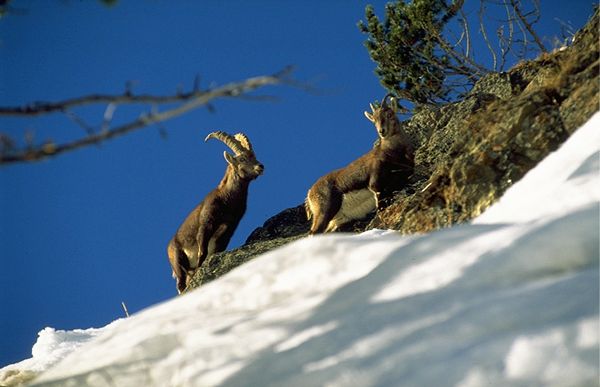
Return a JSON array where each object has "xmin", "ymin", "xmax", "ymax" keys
[
  {"xmin": 381, "ymin": 93, "xmax": 395, "ymax": 108},
  {"xmin": 234, "ymin": 133, "xmax": 254, "ymax": 153},
  {"xmin": 205, "ymin": 131, "xmax": 246, "ymax": 155}
]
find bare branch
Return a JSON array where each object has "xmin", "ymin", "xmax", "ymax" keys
[
  {"xmin": 497, "ymin": 0, "xmax": 515, "ymax": 70},
  {"xmin": 479, "ymin": 1, "xmax": 498, "ymax": 70},
  {"xmin": 121, "ymin": 302, "xmax": 130, "ymax": 318},
  {"xmin": 436, "ymin": 36, "xmax": 491, "ymax": 75},
  {"xmin": 459, "ymin": 8, "xmax": 471, "ymax": 59},
  {"xmin": 0, "ymin": 67, "xmax": 294, "ymax": 117},
  {"xmin": 510, "ymin": 0, "xmax": 547, "ymax": 52},
  {"xmin": 64, "ymin": 110, "xmax": 96, "ymax": 135},
  {"xmin": 0, "ymin": 67, "xmax": 296, "ymax": 165},
  {"xmin": 513, "ymin": 6, "xmax": 530, "ymax": 57}
]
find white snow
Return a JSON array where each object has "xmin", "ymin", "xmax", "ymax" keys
[
  {"xmin": 0, "ymin": 321, "xmax": 125, "ymax": 386},
  {"xmin": 1, "ymin": 113, "xmax": 598, "ymax": 387}
]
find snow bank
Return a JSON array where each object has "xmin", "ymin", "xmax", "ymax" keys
[
  {"xmin": 0, "ymin": 321, "xmax": 123, "ymax": 386},
  {"xmin": 1, "ymin": 113, "xmax": 598, "ymax": 387}
]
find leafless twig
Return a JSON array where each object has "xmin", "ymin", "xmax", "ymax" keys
[
  {"xmin": 479, "ymin": 1, "xmax": 498, "ymax": 70},
  {"xmin": 0, "ymin": 69, "xmax": 298, "ymax": 117},
  {"xmin": 496, "ymin": 0, "xmax": 515, "ymax": 70},
  {"xmin": 0, "ymin": 67, "xmax": 297, "ymax": 165},
  {"xmin": 459, "ymin": 8, "xmax": 471, "ymax": 59},
  {"xmin": 121, "ymin": 302, "xmax": 130, "ymax": 318},
  {"xmin": 510, "ymin": 0, "xmax": 547, "ymax": 52}
]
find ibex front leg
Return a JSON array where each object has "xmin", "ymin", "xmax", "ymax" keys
[
  {"xmin": 207, "ymin": 223, "xmax": 231, "ymax": 257},
  {"xmin": 195, "ymin": 225, "xmax": 213, "ymax": 270},
  {"xmin": 369, "ymin": 173, "xmax": 384, "ymax": 211},
  {"xmin": 167, "ymin": 242, "xmax": 192, "ymax": 294}
]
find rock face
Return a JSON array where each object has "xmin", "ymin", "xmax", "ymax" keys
[
  {"xmin": 186, "ymin": 10, "xmax": 599, "ymax": 292},
  {"xmin": 245, "ymin": 205, "xmax": 309, "ymax": 244},
  {"xmin": 370, "ymin": 9, "xmax": 599, "ymax": 233}
]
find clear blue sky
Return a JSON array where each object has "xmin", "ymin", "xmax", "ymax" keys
[{"xmin": 0, "ymin": 1, "xmax": 595, "ymax": 366}]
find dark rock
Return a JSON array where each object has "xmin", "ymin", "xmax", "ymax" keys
[
  {"xmin": 185, "ymin": 235, "xmax": 304, "ymax": 290},
  {"xmin": 245, "ymin": 204, "xmax": 309, "ymax": 245},
  {"xmin": 469, "ymin": 72, "xmax": 513, "ymax": 100},
  {"xmin": 560, "ymin": 78, "xmax": 599, "ymax": 134}
]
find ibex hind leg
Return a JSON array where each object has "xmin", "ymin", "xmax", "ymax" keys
[
  {"xmin": 307, "ymin": 189, "xmax": 343, "ymax": 234},
  {"xmin": 310, "ymin": 212, "xmax": 332, "ymax": 234}
]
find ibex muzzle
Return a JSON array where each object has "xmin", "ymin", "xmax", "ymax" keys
[
  {"xmin": 305, "ymin": 94, "xmax": 414, "ymax": 234},
  {"xmin": 167, "ymin": 131, "xmax": 263, "ymax": 293}
]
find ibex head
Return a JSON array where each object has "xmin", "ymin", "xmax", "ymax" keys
[
  {"xmin": 364, "ymin": 93, "xmax": 399, "ymax": 139},
  {"xmin": 205, "ymin": 131, "xmax": 264, "ymax": 180}
]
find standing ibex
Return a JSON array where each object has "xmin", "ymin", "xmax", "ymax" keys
[
  {"xmin": 167, "ymin": 131, "xmax": 264, "ymax": 293},
  {"xmin": 305, "ymin": 94, "xmax": 414, "ymax": 234}
]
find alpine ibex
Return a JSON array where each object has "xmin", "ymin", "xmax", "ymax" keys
[
  {"xmin": 167, "ymin": 131, "xmax": 264, "ymax": 293},
  {"xmin": 305, "ymin": 94, "xmax": 414, "ymax": 234}
]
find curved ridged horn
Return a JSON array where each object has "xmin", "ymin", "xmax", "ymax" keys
[
  {"xmin": 234, "ymin": 133, "xmax": 254, "ymax": 153},
  {"xmin": 205, "ymin": 131, "xmax": 245, "ymax": 155},
  {"xmin": 381, "ymin": 93, "xmax": 395, "ymax": 108}
]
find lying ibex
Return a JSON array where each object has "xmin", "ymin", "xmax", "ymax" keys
[
  {"xmin": 167, "ymin": 131, "xmax": 264, "ymax": 293},
  {"xmin": 305, "ymin": 94, "xmax": 414, "ymax": 234}
]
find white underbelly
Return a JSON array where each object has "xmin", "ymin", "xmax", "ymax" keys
[{"xmin": 328, "ymin": 189, "xmax": 376, "ymax": 231}]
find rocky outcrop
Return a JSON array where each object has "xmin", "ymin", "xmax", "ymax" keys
[
  {"xmin": 186, "ymin": 9, "xmax": 599, "ymax": 292},
  {"xmin": 370, "ymin": 8, "xmax": 598, "ymax": 233}
]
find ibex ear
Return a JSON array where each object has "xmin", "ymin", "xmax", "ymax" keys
[
  {"xmin": 223, "ymin": 151, "xmax": 236, "ymax": 166},
  {"xmin": 364, "ymin": 111, "xmax": 375, "ymax": 122}
]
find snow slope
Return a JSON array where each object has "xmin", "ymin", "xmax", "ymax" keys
[{"xmin": 1, "ymin": 113, "xmax": 598, "ymax": 386}]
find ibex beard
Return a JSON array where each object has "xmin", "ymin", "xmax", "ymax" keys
[
  {"xmin": 305, "ymin": 94, "xmax": 414, "ymax": 234},
  {"xmin": 167, "ymin": 131, "xmax": 263, "ymax": 294}
]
